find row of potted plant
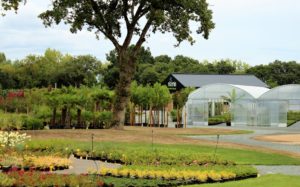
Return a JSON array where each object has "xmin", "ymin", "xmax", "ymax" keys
[
  {"xmin": 97, "ymin": 167, "xmax": 237, "ymax": 183},
  {"xmin": 1, "ymin": 171, "xmax": 113, "ymax": 187},
  {"xmin": 73, "ymin": 149, "xmax": 234, "ymax": 166},
  {"xmin": 0, "ymin": 155, "xmax": 71, "ymax": 171}
]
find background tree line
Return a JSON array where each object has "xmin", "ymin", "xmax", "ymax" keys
[{"xmin": 1, "ymin": 48, "xmax": 300, "ymax": 90}]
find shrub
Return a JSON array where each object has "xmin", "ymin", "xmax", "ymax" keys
[
  {"xmin": 0, "ymin": 113, "xmax": 24, "ymax": 130},
  {"xmin": 98, "ymin": 167, "xmax": 238, "ymax": 183},
  {"xmin": 98, "ymin": 111, "xmax": 113, "ymax": 129},
  {"xmin": 287, "ymin": 111, "xmax": 300, "ymax": 126},
  {"xmin": 208, "ymin": 115, "xmax": 225, "ymax": 125},
  {"xmin": 21, "ymin": 116, "xmax": 43, "ymax": 130}
]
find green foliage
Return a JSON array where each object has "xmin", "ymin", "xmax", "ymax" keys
[
  {"xmin": 247, "ymin": 60, "xmax": 300, "ymax": 87},
  {"xmin": 0, "ymin": 0, "xmax": 25, "ymax": 15},
  {"xmin": 0, "ymin": 49, "xmax": 103, "ymax": 89},
  {"xmin": 97, "ymin": 111, "xmax": 113, "ymax": 129},
  {"xmin": 26, "ymin": 140, "xmax": 300, "ymax": 165},
  {"xmin": 208, "ymin": 115, "xmax": 225, "ymax": 125},
  {"xmin": 0, "ymin": 173, "xmax": 15, "ymax": 187},
  {"xmin": 173, "ymin": 87, "xmax": 195, "ymax": 108},
  {"xmin": 5, "ymin": 172, "xmax": 111, "ymax": 187},
  {"xmin": 21, "ymin": 116, "xmax": 43, "ymax": 130},
  {"xmin": 287, "ymin": 111, "xmax": 300, "ymax": 126},
  {"xmin": 131, "ymin": 82, "xmax": 171, "ymax": 109},
  {"xmin": 0, "ymin": 112, "xmax": 23, "ymax": 130}
]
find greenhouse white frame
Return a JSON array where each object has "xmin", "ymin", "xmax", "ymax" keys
[{"xmin": 185, "ymin": 84, "xmax": 300, "ymax": 127}]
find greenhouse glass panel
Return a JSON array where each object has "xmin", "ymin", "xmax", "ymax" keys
[
  {"xmin": 186, "ymin": 84, "xmax": 269, "ymax": 127},
  {"xmin": 258, "ymin": 85, "xmax": 300, "ymax": 127},
  {"xmin": 186, "ymin": 99, "xmax": 208, "ymax": 126}
]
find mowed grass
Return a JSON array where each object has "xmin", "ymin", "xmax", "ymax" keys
[
  {"xmin": 186, "ymin": 174, "xmax": 300, "ymax": 187},
  {"xmin": 27, "ymin": 139, "xmax": 300, "ymax": 165},
  {"xmin": 23, "ymin": 127, "xmax": 300, "ymax": 165},
  {"xmin": 25, "ymin": 126, "xmax": 251, "ymax": 145}
]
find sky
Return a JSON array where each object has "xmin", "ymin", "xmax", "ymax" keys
[{"xmin": 0, "ymin": 0, "xmax": 300, "ymax": 66}]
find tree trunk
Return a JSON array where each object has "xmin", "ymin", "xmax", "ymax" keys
[
  {"xmin": 65, "ymin": 108, "xmax": 71, "ymax": 129},
  {"xmin": 51, "ymin": 108, "xmax": 56, "ymax": 128},
  {"xmin": 61, "ymin": 107, "xmax": 67, "ymax": 128},
  {"xmin": 112, "ymin": 51, "xmax": 136, "ymax": 129},
  {"xmin": 77, "ymin": 108, "xmax": 81, "ymax": 128}
]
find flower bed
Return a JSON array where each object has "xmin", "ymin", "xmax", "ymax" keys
[
  {"xmin": 0, "ymin": 171, "xmax": 185, "ymax": 187},
  {"xmin": 4, "ymin": 171, "xmax": 113, "ymax": 187},
  {"xmin": 98, "ymin": 167, "xmax": 240, "ymax": 183},
  {"xmin": 0, "ymin": 131, "xmax": 30, "ymax": 147},
  {"xmin": 23, "ymin": 156, "xmax": 71, "ymax": 171},
  {"xmin": 0, "ymin": 155, "xmax": 71, "ymax": 171},
  {"xmin": 73, "ymin": 148, "xmax": 234, "ymax": 166}
]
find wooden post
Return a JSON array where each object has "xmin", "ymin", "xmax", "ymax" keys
[
  {"xmin": 184, "ymin": 107, "xmax": 187, "ymax": 128},
  {"xmin": 167, "ymin": 111, "xmax": 169, "ymax": 127}
]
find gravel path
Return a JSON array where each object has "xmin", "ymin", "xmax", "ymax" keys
[
  {"xmin": 54, "ymin": 155, "xmax": 122, "ymax": 175},
  {"xmin": 190, "ymin": 125, "xmax": 300, "ymax": 154},
  {"xmin": 189, "ymin": 124, "xmax": 300, "ymax": 175},
  {"xmin": 254, "ymin": 165, "xmax": 300, "ymax": 176}
]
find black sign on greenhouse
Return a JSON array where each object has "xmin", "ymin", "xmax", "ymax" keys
[{"xmin": 162, "ymin": 74, "xmax": 186, "ymax": 93}]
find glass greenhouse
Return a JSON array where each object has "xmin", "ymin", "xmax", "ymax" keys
[
  {"xmin": 185, "ymin": 84, "xmax": 300, "ymax": 127},
  {"xmin": 258, "ymin": 84, "xmax": 300, "ymax": 127}
]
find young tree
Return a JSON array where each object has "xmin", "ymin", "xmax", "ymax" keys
[{"xmin": 39, "ymin": 0, "xmax": 214, "ymax": 129}]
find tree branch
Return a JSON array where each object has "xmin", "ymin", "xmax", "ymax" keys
[
  {"xmin": 89, "ymin": 0, "xmax": 121, "ymax": 50},
  {"xmin": 122, "ymin": 0, "xmax": 130, "ymax": 27},
  {"xmin": 122, "ymin": 2, "xmax": 148, "ymax": 49},
  {"xmin": 134, "ymin": 18, "xmax": 153, "ymax": 52}
]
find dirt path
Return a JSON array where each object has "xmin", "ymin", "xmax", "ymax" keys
[{"xmin": 254, "ymin": 134, "xmax": 300, "ymax": 145}]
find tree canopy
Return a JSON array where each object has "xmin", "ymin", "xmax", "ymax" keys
[
  {"xmin": 37, "ymin": 0, "xmax": 215, "ymax": 128},
  {"xmin": 0, "ymin": 0, "xmax": 25, "ymax": 15}
]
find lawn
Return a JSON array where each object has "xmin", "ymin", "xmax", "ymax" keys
[
  {"xmin": 187, "ymin": 174, "xmax": 300, "ymax": 187},
  {"xmin": 26, "ymin": 139, "xmax": 300, "ymax": 165}
]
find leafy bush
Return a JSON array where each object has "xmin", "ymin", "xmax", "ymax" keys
[
  {"xmin": 98, "ymin": 111, "xmax": 113, "ymax": 129},
  {"xmin": 0, "ymin": 113, "xmax": 23, "ymax": 130},
  {"xmin": 99, "ymin": 167, "xmax": 237, "ymax": 182},
  {"xmin": 287, "ymin": 111, "xmax": 300, "ymax": 126},
  {"xmin": 208, "ymin": 115, "xmax": 225, "ymax": 125},
  {"xmin": 170, "ymin": 109, "xmax": 179, "ymax": 122},
  {"xmin": 21, "ymin": 116, "xmax": 43, "ymax": 130},
  {"xmin": 208, "ymin": 113, "xmax": 231, "ymax": 125}
]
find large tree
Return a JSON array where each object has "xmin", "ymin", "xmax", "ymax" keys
[{"xmin": 38, "ymin": 0, "xmax": 215, "ymax": 129}]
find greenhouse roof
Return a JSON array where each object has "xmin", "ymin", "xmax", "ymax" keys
[
  {"xmin": 188, "ymin": 83, "xmax": 269, "ymax": 100},
  {"xmin": 259, "ymin": 84, "xmax": 300, "ymax": 100},
  {"xmin": 231, "ymin": 84, "xmax": 270, "ymax": 99}
]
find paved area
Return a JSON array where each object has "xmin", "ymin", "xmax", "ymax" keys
[
  {"xmin": 254, "ymin": 165, "xmax": 300, "ymax": 176},
  {"xmin": 190, "ymin": 124, "xmax": 300, "ymax": 154},
  {"xmin": 54, "ymin": 155, "xmax": 121, "ymax": 175},
  {"xmin": 189, "ymin": 124, "xmax": 300, "ymax": 175},
  {"xmin": 288, "ymin": 121, "xmax": 300, "ymax": 129}
]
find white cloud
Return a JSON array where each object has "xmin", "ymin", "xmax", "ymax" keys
[{"xmin": 0, "ymin": 0, "xmax": 300, "ymax": 65}]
